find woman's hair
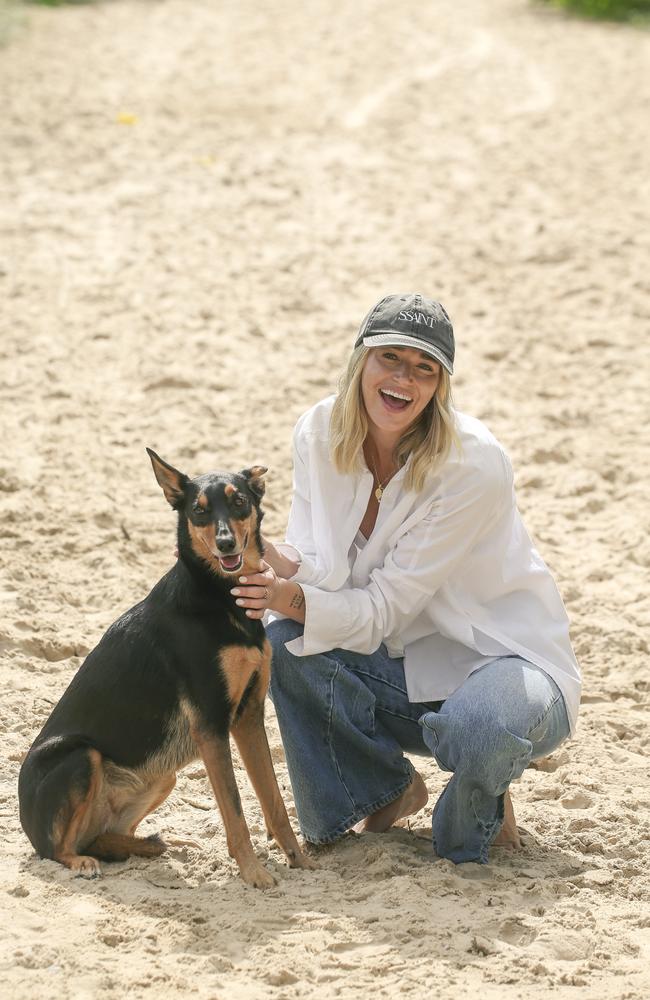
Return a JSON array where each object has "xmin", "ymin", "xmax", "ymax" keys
[{"xmin": 329, "ymin": 346, "xmax": 458, "ymax": 493}]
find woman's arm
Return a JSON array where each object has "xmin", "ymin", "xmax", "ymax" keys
[
  {"xmin": 260, "ymin": 536, "xmax": 300, "ymax": 580},
  {"xmin": 297, "ymin": 456, "xmax": 509, "ymax": 655},
  {"xmin": 235, "ymin": 445, "xmax": 511, "ymax": 642}
]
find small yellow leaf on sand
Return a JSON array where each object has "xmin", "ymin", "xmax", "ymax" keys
[{"xmin": 116, "ymin": 112, "xmax": 138, "ymax": 125}]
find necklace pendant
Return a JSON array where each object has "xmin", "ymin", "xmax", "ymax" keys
[{"xmin": 375, "ymin": 485, "xmax": 383, "ymax": 502}]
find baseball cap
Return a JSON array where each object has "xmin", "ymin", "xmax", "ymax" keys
[{"xmin": 354, "ymin": 293, "xmax": 454, "ymax": 374}]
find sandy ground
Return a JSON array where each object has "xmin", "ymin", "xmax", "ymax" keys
[{"xmin": 1, "ymin": 0, "xmax": 649, "ymax": 996}]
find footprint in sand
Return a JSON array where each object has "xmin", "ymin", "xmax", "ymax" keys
[
  {"xmin": 497, "ymin": 917, "xmax": 538, "ymax": 947},
  {"xmin": 561, "ymin": 792, "xmax": 594, "ymax": 810},
  {"xmin": 1, "ymin": 625, "xmax": 92, "ymax": 663},
  {"xmin": 567, "ymin": 817, "xmax": 593, "ymax": 832},
  {"xmin": 530, "ymin": 448, "xmax": 570, "ymax": 465},
  {"xmin": 537, "ymin": 928, "xmax": 593, "ymax": 962}
]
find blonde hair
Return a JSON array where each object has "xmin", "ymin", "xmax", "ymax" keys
[{"xmin": 329, "ymin": 346, "xmax": 458, "ymax": 493}]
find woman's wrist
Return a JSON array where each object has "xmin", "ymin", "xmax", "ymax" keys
[
  {"xmin": 261, "ymin": 537, "xmax": 300, "ymax": 580},
  {"xmin": 273, "ymin": 579, "xmax": 306, "ymax": 623}
]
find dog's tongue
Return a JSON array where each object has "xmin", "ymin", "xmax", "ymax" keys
[{"xmin": 220, "ymin": 554, "xmax": 241, "ymax": 570}]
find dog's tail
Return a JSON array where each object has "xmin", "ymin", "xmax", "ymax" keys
[{"xmin": 85, "ymin": 833, "xmax": 167, "ymax": 862}]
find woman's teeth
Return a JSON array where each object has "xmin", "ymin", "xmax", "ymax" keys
[{"xmin": 380, "ymin": 389, "xmax": 412, "ymax": 410}]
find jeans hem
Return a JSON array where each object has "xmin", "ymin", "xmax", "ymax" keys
[
  {"xmin": 434, "ymin": 815, "xmax": 501, "ymax": 865},
  {"xmin": 301, "ymin": 762, "xmax": 415, "ymax": 846}
]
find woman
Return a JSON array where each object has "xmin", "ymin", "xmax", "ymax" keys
[{"xmin": 230, "ymin": 293, "xmax": 580, "ymax": 864}]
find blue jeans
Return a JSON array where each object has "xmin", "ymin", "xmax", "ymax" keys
[{"xmin": 267, "ymin": 619, "xmax": 570, "ymax": 864}]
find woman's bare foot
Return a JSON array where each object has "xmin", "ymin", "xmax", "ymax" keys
[
  {"xmin": 492, "ymin": 788, "xmax": 522, "ymax": 849},
  {"xmin": 352, "ymin": 771, "xmax": 428, "ymax": 834}
]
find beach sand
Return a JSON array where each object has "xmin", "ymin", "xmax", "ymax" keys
[{"xmin": 1, "ymin": 0, "xmax": 649, "ymax": 996}]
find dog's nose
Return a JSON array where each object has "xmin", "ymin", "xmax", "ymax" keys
[{"xmin": 216, "ymin": 535, "xmax": 236, "ymax": 553}]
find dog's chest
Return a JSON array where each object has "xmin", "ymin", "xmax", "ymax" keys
[{"xmin": 217, "ymin": 642, "xmax": 269, "ymax": 712}]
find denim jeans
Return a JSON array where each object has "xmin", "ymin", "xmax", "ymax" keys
[{"xmin": 266, "ymin": 619, "xmax": 570, "ymax": 864}]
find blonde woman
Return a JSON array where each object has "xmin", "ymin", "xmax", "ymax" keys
[{"xmin": 230, "ymin": 294, "xmax": 580, "ymax": 863}]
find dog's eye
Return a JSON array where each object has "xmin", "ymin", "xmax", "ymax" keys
[
  {"xmin": 233, "ymin": 495, "xmax": 246, "ymax": 508},
  {"xmin": 193, "ymin": 504, "xmax": 208, "ymax": 515}
]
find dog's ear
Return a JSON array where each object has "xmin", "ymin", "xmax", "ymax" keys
[
  {"xmin": 240, "ymin": 465, "xmax": 267, "ymax": 501},
  {"xmin": 147, "ymin": 448, "xmax": 189, "ymax": 509}
]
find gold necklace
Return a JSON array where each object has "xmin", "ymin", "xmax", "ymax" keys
[{"xmin": 371, "ymin": 459, "xmax": 391, "ymax": 502}]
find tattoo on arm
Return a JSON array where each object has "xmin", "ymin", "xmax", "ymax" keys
[{"xmin": 289, "ymin": 589, "xmax": 305, "ymax": 610}]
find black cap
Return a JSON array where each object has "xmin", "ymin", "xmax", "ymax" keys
[{"xmin": 354, "ymin": 293, "xmax": 454, "ymax": 374}]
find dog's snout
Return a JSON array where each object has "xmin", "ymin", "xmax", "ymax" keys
[
  {"xmin": 216, "ymin": 537, "xmax": 236, "ymax": 553},
  {"xmin": 215, "ymin": 522, "xmax": 236, "ymax": 553}
]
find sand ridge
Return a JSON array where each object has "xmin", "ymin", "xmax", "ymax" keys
[{"xmin": 1, "ymin": 0, "xmax": 649, "ymax": 997}]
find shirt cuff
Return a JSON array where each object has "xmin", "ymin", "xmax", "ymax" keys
[{"xmin": 297, "ymin": 583, "xmax": 352, "ymax": 656}]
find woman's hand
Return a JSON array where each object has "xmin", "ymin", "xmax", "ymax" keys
[
  {"xmin": 230, "ymin": 559, "xmax": 306, "ymax": 624},
  {"xmin": 231, "ymin": 560, "xmax": 280, "ymax": 620}
]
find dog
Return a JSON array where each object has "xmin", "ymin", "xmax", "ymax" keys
[{"xmin": 18, "ymin": 450, "xmax": 314, "ymax": 888}]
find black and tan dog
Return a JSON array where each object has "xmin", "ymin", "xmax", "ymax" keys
[{"xmin": 18, "ymin": 450, "xmax": 314, "ymax": 888}]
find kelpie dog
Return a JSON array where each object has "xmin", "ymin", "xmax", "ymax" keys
[{"xmin": 18, "ymin": 450, "xmax": 314, "ymax": 888}]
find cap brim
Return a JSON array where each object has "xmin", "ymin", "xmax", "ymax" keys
[{"xmin": 362, "ymin": 333, "xmax": 453, "ymax": 374}]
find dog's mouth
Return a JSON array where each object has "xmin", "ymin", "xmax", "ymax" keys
[
  {"xmin": 215, "ymin": 531, "xmax": 249, "ymax": 575},
  {"xmin": 217, "ymin": 553, "xmax": 244, "ymax": 574},
  {"xmin": 199, "ymin": 530, "xmax": 248, "ymax": 575}
]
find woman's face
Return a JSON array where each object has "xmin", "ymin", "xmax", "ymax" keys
[{"xmin": 360, "ymin": 346, "xmax": 440, "ymax": 442}]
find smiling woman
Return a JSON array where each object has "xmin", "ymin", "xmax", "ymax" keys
[
  {"xmin": 327, "ymin": 343, "xmax": 453, "ymax": 536},
  {"xmin": 230, "ymin": 293, "xmax": 581, "ymax": 865}
]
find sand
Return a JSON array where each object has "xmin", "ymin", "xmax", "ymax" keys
[{"xmin": 1, "ymin": 0, "xmax": 649, "ymax": 996}]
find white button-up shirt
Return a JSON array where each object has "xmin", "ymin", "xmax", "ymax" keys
[{"xmin": 274, "ymin": 396, "xmax": 581, "ymax": 736}]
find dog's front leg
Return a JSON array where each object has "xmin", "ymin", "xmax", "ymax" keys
[
  {"xmin": 231, "ymin": 698, "xmax": 317, "ymax": 872},
  {"xmin": 190, "ymin": 729, "xmax": 276, "ymax": 889}
]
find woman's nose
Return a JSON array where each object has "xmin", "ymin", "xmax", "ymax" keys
[{"xmin": 394, "ymin": 361, "xmax": 414, "ymax": 380}]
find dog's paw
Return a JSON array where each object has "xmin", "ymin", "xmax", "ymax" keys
[
  {"xmin": 70, "ymin": 856, "xmax": 102, "ymax": 878},
  {"xmin": 239, "ymin": 859, "xmax": 277, "ymax": 890},
  {"xmin": 287, "ymin": 849, "xmax": 318, "ymax": 871}
]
